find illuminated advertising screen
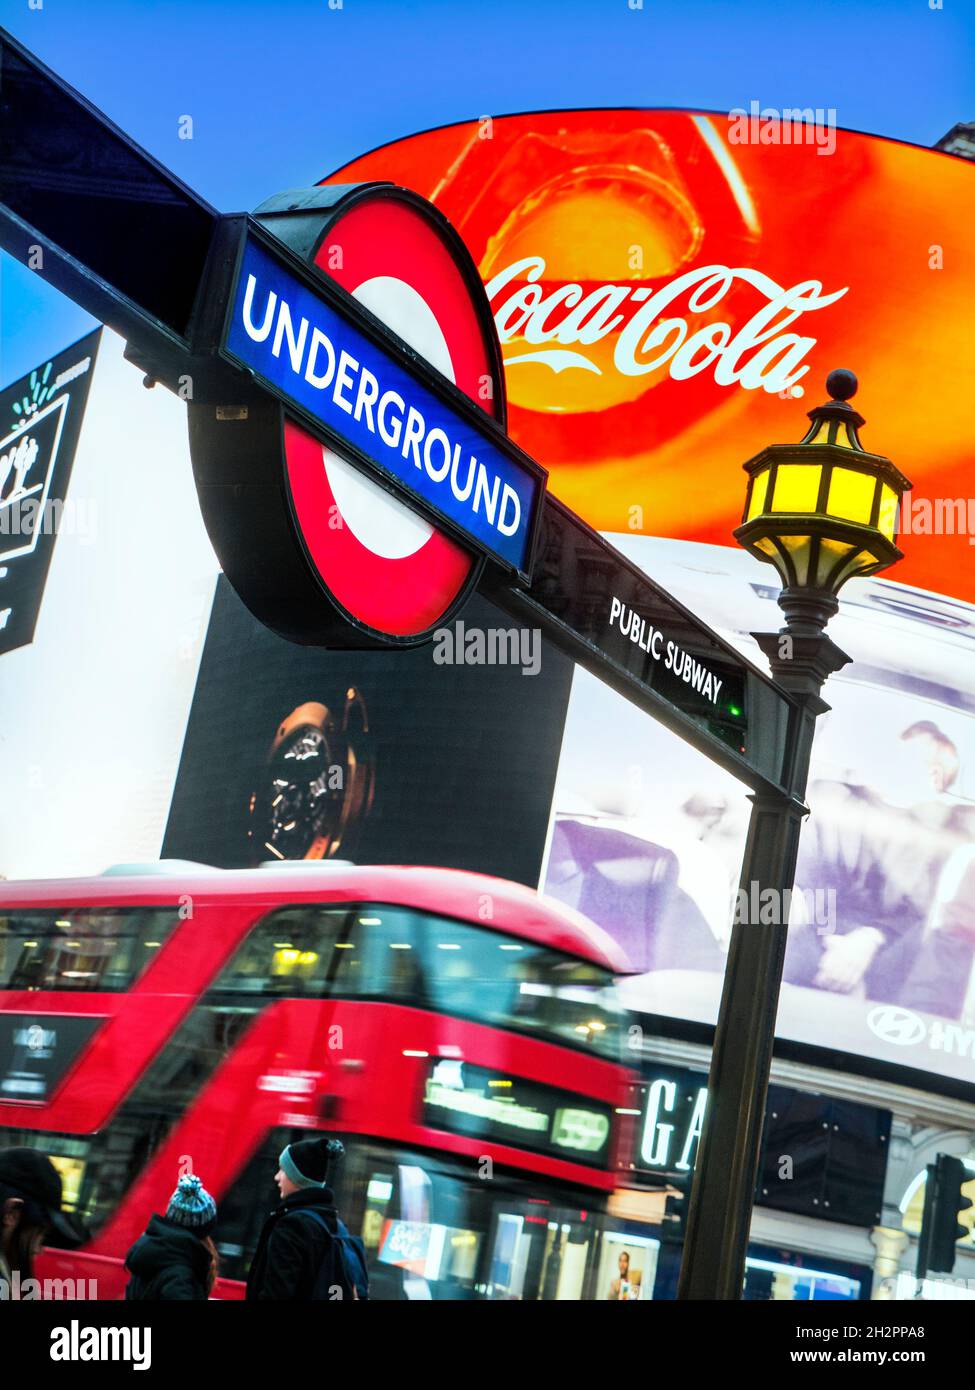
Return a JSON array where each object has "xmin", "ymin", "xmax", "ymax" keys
[
  {"xmin": 0, "ymin": 330, "xmax": 220, "ymax": 879},
  {"xmin": 540, "ymin": 536, "xmax": 975, "ymax": 1090},
  {"xmin": 325, "ymin": 112, "xmax": 975, "ymax": 604},
  {"xmin": 323, "ymin": 111, "xmax": 975, "ymax": 1095}
]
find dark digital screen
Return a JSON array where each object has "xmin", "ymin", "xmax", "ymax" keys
[
  {"xmin": 0, "ymin": 1012, "xmax": 104, "ymax": 1103},
  {"xmin": 162, "ymin": 579, "xmax": 573, "ymax": 886},
  {"xmin": 759, "ymin": 1083, "xmax": 892, "ymax": 1227},
  {"xmin": 632, "ymin": 1065, "xmax": 890, "ymax": 1229},
  {"xmin": 0, "ymin": 36, "xmax": 215, "ymax": 338}
]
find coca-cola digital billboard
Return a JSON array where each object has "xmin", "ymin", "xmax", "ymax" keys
[
  {"xmin": 325, "ymin": 111, "xmax": 975, "ymax": 604},
  {"xmin": 325, "ymin": 112, "xmax": 975, "ymax": 1093}
]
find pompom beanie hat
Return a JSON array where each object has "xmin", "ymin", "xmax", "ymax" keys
[{"xmin": 166, "ymin": 1173, "xmax": 217, "ymax": 1234}]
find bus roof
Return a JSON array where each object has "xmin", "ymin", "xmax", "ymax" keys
[{"xmin": 0, "ymin": 863, "xmax": 633, "ymax": 973}]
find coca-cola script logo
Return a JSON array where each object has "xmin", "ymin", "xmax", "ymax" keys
[{"xmin": 485, "ymin": 257, "xmax": 848, "ymax": 403}]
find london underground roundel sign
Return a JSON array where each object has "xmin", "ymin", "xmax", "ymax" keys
[{"xmin": 189, "ymin": 183, "xmax": 538, "ymax": 649}]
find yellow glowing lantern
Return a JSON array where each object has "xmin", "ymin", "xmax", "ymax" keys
[{"xmin": 734, "ymin": 370, "xmax": 912, "ymax": 629}]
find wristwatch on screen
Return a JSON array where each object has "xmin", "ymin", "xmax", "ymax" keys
[{"xmin": 247, "ymin": 689, "xmax": 375, "ymax": 863}]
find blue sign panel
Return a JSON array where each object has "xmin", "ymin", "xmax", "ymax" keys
[{"xmin": 223, "ymin": 237, "xmax": 541, "ymax": 573}]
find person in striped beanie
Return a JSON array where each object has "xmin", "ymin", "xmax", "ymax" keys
[
  {"xmin": 166, "ymin": 1174, "xmax": 218, "ymax": 1233},
  {"xmin": 124, "ymin": 1173, "xmax": 220, "ymax": 1300}
]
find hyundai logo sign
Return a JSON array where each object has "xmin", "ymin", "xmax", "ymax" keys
[{"xmin": 866, "ymin": 1005, "xmax": 927, "ymax": 1048}]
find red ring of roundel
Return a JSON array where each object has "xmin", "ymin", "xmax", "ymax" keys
[{"xmin": 284, "ymin": 194, "xmax": 499, "ymax": 637}]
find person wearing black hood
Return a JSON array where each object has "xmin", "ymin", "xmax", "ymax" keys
[
  {"xmin": 246, "ymin": 1136, "xmax": 365, "ymax": 1300},
  {"xmin": 0, "ymin": 1147, "xmax": 76, "ymax": 1292},
  {"xmin": 124, "ymin": 1173, "xmax": 219, "ymax": 1300}
]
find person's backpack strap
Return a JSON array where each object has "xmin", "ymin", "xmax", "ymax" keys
[{"xmin": 298, "ymin": 1207, "xmax": 370, "ymax": 1301}]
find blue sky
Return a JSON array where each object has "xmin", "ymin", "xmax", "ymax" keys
[{"xmin": 1, "ymin": 0, "xmax": 971, "ymax": 386}]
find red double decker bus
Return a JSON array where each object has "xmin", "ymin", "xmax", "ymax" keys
[{"xmin": 0, "ymin": 862, "xmax": 637, "ymax": 1300}]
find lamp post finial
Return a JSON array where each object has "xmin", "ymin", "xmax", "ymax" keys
[{"xmin": 825, "ymin": 368, "xmax": 858, "ymax": 402}]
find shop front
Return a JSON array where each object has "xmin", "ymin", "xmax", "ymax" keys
[{"xmin": 605, "ymin": 1057, "xmax": 889, "ymax": 1301}]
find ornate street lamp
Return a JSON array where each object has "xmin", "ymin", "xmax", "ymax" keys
[
  {"xmin": 678, "ymin": 372, "xmax": 912, "ymax": 1302},
  {"xmin": 733, "ymin": 368, "xmax": 912, "ymax": 633}
]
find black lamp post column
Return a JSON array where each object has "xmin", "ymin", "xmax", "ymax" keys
[
  {"xmin": 676, "ymin": 369, "xmax": 911, "ymax": 1301},
  {"xmin": 677, "ymin": 621, "xmax": 850, "ymax": 1300}
]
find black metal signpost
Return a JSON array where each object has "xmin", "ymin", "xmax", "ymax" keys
[{"xmin": 0, "ymin": 27, "xmax": 823, "ymax": 1300}]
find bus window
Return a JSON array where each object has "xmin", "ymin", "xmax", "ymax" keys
[
  {"xmin": 0, "ymin": 909, "xmax": 178, "ymax": 991},
  {"xmin": 417, "ymin": 916, "xmax": 623, "ymax": 1060},
  {"xmin": 330, "ymin": 909, "xmax": 424, "ymax": 1001},
  {"xmin": 135, "ymin": 1003, "xmax": 260, "ymax": 1112},
  {"xmin": 213, "ymin": 908, "xmax": 349, "ymax": 995},
  {"xmin": 326, "ymin": 908, "xmax": 624, "ymax": 1059},
  {"xmin": 216, "ymin": 907, "xmax": 424, "ymax": 1004},
  {"xmin": 212, "ymin": 904, "xmax": 621, "ymax": 1053}
]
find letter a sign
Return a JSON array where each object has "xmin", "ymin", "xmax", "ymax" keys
[{"xmin": 190, "ymin": 183, "xmax": 545, "ymax": 648}]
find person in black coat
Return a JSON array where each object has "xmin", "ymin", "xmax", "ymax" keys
[
  {"xmin": 0, "ymin": 1147, "xmax": 78, "ymax": 1290},
  {"xmin": 246, "ymin": 1137, "xmax": 346, "ymax": 1300},
  {"xmin": 125, "ymin": 1174, "xmax": 218, "ymax": 1300}
]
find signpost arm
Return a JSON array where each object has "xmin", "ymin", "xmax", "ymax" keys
[
  {"xmin": 677, "ymin": 629, "xmax": 850, "ymax": 1300},
  {"xmin": 0, "ymin": 27, "xmax": 218, "ymax": 344}
]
